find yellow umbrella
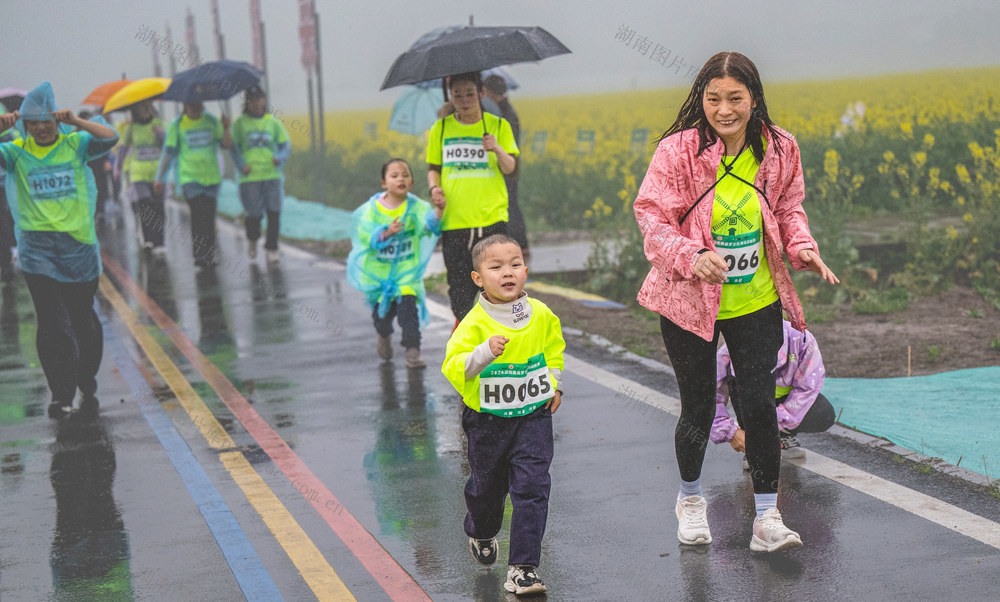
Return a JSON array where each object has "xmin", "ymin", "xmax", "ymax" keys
[
  {"xmin": 103, "ymin": 77, "xmax": 171, "ymax": 114},
  {"xmin": 82, "ymin": 78, "xmax": 133, "ymax": 107}
]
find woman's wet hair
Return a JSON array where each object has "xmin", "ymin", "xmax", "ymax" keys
[
  {"xmin": 472, "ymin": 234, "xmax": 522, "ymax": 271},
  {"xmin": 448, "ymin": 71, "xmax": 482, "ymax": 92},
  {"xmin": 658, "ymin": 51, "xmax": 784, "ymax": 161},
  {"xmin": 242, "ymin": 85, "xmax": 267, "ymax": 115},
  {"xmin": 380, "ymin": 157, "xmax": 411, "ymax": 180}
]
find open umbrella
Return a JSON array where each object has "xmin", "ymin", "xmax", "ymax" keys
[
  {"xmin": 103, "ymin": 77, "xmax": 171, "ymax": 113},
  {"xmin": 388, "ymin": 86, "xmax": 445, "ymax": 135},
  {"xmin": 163, "ymin": 60, "xmax": 263, "ymax": 103},
  {"xmin": 380, "ymin": 26, "xmax": 570, "ymax": 90},
  {"xmin": 413, "ymin": 66, "xmax": 519, "ymax": 91},
  {"xmin": 83, "ymin": 78, "xmax": 132, "ymax": 107},
  {"xmin": 0, "ymin": 87, "xmax": 27, "ymax": 112}
]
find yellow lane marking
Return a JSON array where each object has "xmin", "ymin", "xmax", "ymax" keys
[
  {"xmin": 525, "ymin": 280, "xmax": 618, "ymax": 303},
  {"xmin": 100, "ymin": 275, "xmax": 356, "ymax": 601}
]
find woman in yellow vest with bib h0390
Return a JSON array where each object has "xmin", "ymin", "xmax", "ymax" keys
[
  {"xmin": 0, "ymin": 82, "xmax": 118, "ymax": 418},
  {"xmin": 426, "ymin": 71, "xmax": 519, "ymax": 323}
]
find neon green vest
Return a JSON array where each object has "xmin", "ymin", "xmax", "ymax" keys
[
  {"xmin": 443, "ymin": 298, "xmax": 564, "ymax": 416},
  {"xmin": 124, "ymin": 119, "xmax": 163, "ymax": 183},
  {"xmin": 6, "ymin": 134, "xmax": 96, "ymax": 244}
]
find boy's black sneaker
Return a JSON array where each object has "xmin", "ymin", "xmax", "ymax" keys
[
  {"xmin": 504, "ymin": 565, "xmax": 547, "ymax": 595},
  {"xmin": 468, "ymin": 537, "xmax": 498, "ymax": 566}
]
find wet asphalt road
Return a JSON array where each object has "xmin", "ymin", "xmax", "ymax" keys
[{"xmin": 0, "ymin": 201, "xmax": 998, "ymax": 601}]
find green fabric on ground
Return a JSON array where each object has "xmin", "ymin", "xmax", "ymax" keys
[{"xmin": 824, "ymin": 367, "xmax": 1000, "ymax": 478}]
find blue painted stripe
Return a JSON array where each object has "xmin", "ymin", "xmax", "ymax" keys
[{"xmin": 99, "ymin": 306, "xmax": 284, "ymax": 601}]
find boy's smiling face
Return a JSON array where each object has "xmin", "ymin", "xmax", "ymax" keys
[{"xmin": 471, "ymin": 242, "xmax": 527, "ymax": 304}]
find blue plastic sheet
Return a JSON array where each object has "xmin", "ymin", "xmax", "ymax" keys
[
  {"xmin": 216, "ymin": 179, "xmax": 352, "ymax": 241},
  {"xmin": 824, "ymin": 367, "xmax": 1000, "ymax": 478}
]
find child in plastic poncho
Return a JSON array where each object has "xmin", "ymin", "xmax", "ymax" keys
[{"xmin": 347, "ymin": 158, "xmax": 445, "ymax": 368}]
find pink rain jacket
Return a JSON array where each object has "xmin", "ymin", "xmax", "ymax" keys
[
  {"xmin": 634, "ymin": 126, "xmax": 818, "ymax": 341},
  {"xmin": 711, "ymin": 320, "xmax": 826, "ymax": 442}
]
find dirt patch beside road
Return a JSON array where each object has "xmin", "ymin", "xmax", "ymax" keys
[{"xmin": 528, "ymin": 285, "xmax": 1000, "ymax": 378}]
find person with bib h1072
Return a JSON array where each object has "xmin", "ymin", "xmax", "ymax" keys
[
  {"xmin": 634, "ymin": 52, "xmax": 839, "ymax": 554},
  {"xmin": 0, "ymin": 82, "xmax": 119, "ymax": 418},
  {"xmin": 442, "ymin": 234, "xmax": 564, "ymax": 596}
]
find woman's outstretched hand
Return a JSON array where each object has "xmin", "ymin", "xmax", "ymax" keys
[{"xmin": 799, "ymin": 249, "xmax": 839, "ymax": 285}]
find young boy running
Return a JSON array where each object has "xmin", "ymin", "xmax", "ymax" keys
[{"xmin": 441, "ymin": 234, "xmax": 564, "ymax": 596}]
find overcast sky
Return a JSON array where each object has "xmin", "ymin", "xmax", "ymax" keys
[{"xmin": 3, "ymin": 0, "xmax": 999, "ymax": 115}]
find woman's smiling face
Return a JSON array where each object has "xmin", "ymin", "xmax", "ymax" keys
[{"xmin": 703, "ymin": 76, "xmax": 755, "ymax": 152}]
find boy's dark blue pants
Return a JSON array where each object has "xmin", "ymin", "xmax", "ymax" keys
[
  {"xmin": 462, "ymin": 404, "xmax": 553, "ymax": 567},
  {"xmin": 372, "ymin": 295, "xmax": 420, "ymax": 349}
]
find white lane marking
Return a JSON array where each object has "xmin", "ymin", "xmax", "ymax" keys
[{"xmin": 562, "ymin": 355, "xmax": 1000, "ymax": 551}]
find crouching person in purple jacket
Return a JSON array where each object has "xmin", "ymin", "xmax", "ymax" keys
[{"xmin": 712, "ymin": 319, "xmax": 835, "ymax": 468}]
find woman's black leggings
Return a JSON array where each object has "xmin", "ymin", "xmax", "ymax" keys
[{"xmin": 660, "ymin": 301, "xmax": 783, "ymax": 494}]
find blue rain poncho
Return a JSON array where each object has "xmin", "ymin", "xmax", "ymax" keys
[
  {"xmin": 0, "ymin": 82, "xmax": 118, "ymax": 282},
  {"xmin": 346, "ymin": 192, "xmax": 441, "ymax": 329}
]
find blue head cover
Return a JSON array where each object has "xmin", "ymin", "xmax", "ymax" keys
[{"xmin": 16, "ymin": 81, "xmax": 72, "ymax": 137}]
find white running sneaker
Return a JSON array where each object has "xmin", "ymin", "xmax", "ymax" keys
[
  {"xmin": 266, "ymin": 249, "xmax": 280, "ymax": 264},
  {"xmin": 676, "ymin": 495, "xmax": 712, "ymax": 545},
  {"xmin": 750, "ymin": 508, "xmax": 803, "ymax": 552},
  {"xmin": 503, "ymin": 565, "xmax": 546, "ymax": 595}
]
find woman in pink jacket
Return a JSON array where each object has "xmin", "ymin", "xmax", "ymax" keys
[{"xmin": 634, "ymin": 52, "xmax": 838, "ymax": 553}]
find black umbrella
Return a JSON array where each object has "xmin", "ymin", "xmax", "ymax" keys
[
  {"xmin": 380, "ymin": 26, "xmax": 571, "ymax": 90},
  {"xmin": 163, "ymin": 60, "xmax": 263, "ymax": 103}
]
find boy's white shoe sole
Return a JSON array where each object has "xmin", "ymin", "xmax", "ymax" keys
[
  {"xmin": 750, "ymin": 508, "xmax": 803, "ymax": 552},
  {"xmin": 676, "ymin": 495, "xmax": 712, "ymax": 545}
]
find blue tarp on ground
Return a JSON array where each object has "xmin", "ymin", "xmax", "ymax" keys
[
  {"xmin": 824, "ymin": 367, "xmax": 1000, "ymax": 478},
  {"xmin": 217, "ymin": 180, "xmax": 352, "ymax": 241}
]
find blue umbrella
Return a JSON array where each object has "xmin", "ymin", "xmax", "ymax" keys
[
  {"xmin": 163, "ymin": 60, "xmax": 263, "ymax": 103},
  {"xmin": 388, "ymin": 86, "xmax": 444, "ymax": 135}
]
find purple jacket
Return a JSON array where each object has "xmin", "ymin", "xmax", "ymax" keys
[{"xmin": 711, "ymin": 320, "xmax": 825, "ymax": 443}]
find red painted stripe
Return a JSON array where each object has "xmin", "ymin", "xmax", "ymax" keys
[{"xmin": 102, "ymin": 253, "xmax": 431, "ymax": 602}]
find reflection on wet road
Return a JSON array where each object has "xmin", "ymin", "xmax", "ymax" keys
[{"xmin": 0, "ymin": 204, "xmax": 997, "ymax": 600}]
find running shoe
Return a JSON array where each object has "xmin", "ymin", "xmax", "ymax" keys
[
  {"xmin": 780, "ymin": 433, "xmax": 806, "ymax": 459},
  {"xmin": 376, "ymin": 335, "xmax": 393, "ymax": 360},
  {"xmin": 47, "ymin": 402, "xmax": 73, "ymax": 419},
  {"xmin": 676, "ymin": 495, "xmax": 712, "ymax": 545},
  {"xmin": 266, "ymin": 250, "xmax": 280, "ymax": 264},
  {"xmin": 504, "ymin": 565, "xmax": 546, "ymax": 595},
  {"xmin": 405, "ymin": 348, "xmax": 426, "ymax": 369},
  {"xmin": 247, "ymin": 240, "xmax": 257, "ymax": 259},
  {"xmin": 750, "ymin": 508, "xmax": 803, "ymax": 552},
  {"xmin": 468, "ymin": 537, "xmax": 498, "ymax": 566},
  {"xmin": 79, "ymin": 395, "xmax": 99, "ymax": 417}
]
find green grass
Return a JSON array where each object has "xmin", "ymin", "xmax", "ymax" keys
[{"xmin": 851, "ymin": 287, "xmax": 912, "ymax": 315}]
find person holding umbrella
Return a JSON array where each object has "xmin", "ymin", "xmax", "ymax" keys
[
  {"xmin": 153, "ymin": 101, "xmax": 232, "ymax": 268},
  {"xmin": 116, "ymin": 100, "xmax": 166, "ymax": 254},
  {"xmin": 0, "ymin": 82, "xmax": 118, "ymax": 417},
  {"xmin": 230, "ymin": 85, "xmax": 290, "ymax": 263},
  {"xmin": 426, "ymin": 71, "xmax": 519, "ymax": 322}
]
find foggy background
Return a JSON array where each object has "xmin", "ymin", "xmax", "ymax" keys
[{"xmin": 2, "ymin": 0, "xmax": 998, "ymax": 114}]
